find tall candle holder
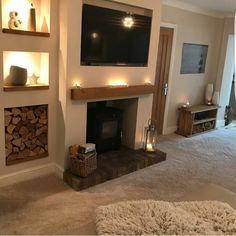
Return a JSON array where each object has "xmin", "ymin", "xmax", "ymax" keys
[{"xmin": 29, "ymin": 3, "xmax": 36, "ymax": 31}]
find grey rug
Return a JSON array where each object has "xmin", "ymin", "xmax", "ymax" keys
[{"xmin": 96, "ymin": 200, "xmax": 236, "ymax": 235}]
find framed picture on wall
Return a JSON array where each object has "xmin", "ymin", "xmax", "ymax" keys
[{"xmin": 180, "ymin": 43, "xmax": 208, "ymax": 74}]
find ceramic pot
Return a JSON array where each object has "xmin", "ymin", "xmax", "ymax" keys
[
  {"xmin": 10, "ymin": 65, "xmax": 27, "ymax": 86},
  {"xmin": 205, "ymin": 83, "xmax": 214, "ymax": 105},
  {"xmin": 212, "ymin": 91, "xmax": 220, "ymax": 105}
]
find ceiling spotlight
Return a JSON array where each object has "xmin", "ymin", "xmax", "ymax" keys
[{"xmin": 123, "ymin": 15, "xmax": 134, "ymax": 28}]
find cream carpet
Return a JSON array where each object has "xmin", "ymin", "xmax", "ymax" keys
[
  {"xmin": 0, "ymin": 127, "xmax": 236, "ymax": 234},
  {"xmin": 96, "ymin": 200, "xmax": 236, "ymax": 235}
]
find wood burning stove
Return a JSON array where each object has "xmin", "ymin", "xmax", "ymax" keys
[{"xmin": 87, "ymin": 102, "xmax": 123, "ymax": 154}]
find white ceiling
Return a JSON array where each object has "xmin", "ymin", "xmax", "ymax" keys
[{"xmin": 163, "ymin": 0, "xmax": 236, "ymax": 16}]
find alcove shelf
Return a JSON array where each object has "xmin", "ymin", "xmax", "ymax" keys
[
  {"xmin": 1, "ymin": 0, "xmax": 51, "ymax": 35},
  {"xmin": 71, "ymin": 85, "xmax": 155, "ymax": 101},
  {"xmin": 4, "ymin": 84, "xmax": 49, "ymax": 92},
  {"xmin": 2, "ymin": 28, "xmax": 50, "ymax": 37},
  {"xmin": 3, "ymin": 51, "xmax": 49, "ymax": 90}
]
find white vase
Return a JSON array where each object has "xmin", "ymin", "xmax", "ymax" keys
[
  {"xmin": 205, "ymin": 83, "xmax": 214, "ymax": 104},
  {"xmin": 212, "ymin": 91, "xmax": 220, "ymax": 105}
]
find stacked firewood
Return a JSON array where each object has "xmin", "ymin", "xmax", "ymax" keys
[
  {"xmin": 5, "ymin": 105, "xmax": 48, "ymax": 164},
  {"xmin": 193, "ymin": 121, "xmax": 215, "ymax": 134}
]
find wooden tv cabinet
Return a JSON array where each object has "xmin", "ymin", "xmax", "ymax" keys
[{"xmin": 177, "ymin": 105, "xmax": 221, "ymax": 137}]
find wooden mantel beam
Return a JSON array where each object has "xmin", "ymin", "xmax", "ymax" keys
[{"xmin": 71, "ymin": 85, "xmax": 155, "ymax": 101}]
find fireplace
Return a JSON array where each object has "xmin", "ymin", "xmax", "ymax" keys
[{"xmin": 87, "ymin": 101, "xmax": 123, "ymax": 153}]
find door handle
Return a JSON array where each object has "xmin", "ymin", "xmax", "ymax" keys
[{"xmin": 164, "ymin": 83, "xmax": 168, "ymax": 96}]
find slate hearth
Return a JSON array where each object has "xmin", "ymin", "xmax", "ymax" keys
[{"xmin": 64, "ymin": 148, "xmax": 166, "ymax": 191}]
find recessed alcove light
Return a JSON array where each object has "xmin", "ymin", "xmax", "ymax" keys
[
  {"xmin": 1, "ymin": 0, "xmax": 50, "ymax": 34},
  {"xmin": 3, "ymin": 51, "xmax": 49, "ymax": 91}
]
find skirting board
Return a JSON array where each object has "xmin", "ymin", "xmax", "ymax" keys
[
  {"xmin": 0, "ymin": 163, "xmax": 64, "ymax": 188},
  {"xmin": 216, "ymin": 120, "xmax": 225, "ymax": 128},
  {"xmin": 54, "ymin": 164, "xmax": 64, "ymax": 179},
  {"xmin": 163, "ymin": 126, "xmax": 177, "ymax": 135}
]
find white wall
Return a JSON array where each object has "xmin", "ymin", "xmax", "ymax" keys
[
  {"xmin": 161, "ymin": 5, "xmax": 225, "ymax": 131},
  {"xmin": 0, "ymin": 0, "xmax": 59, "ymax": 177},
  {"xmin": 217, "ymin": 35, "xmax": 235, "ymax": 122},
  {"xmin": 58, "ymin": 0, "xmax": 162, "ymax": 169},
  {"xmin": 215, "ymin": 18, "xmax": 235, "ymax": 124}
]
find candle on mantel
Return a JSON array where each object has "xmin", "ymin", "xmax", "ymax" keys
[
  {"xmin": 73, "ymin": 82, "xmax": 81, "ymax": 88},
  {"xmin": 29, "ymin": 3, "xmax": 36, "ymax": 31}
]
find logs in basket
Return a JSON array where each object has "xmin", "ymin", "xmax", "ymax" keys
[{"xmin": 69, "ymin": 145, "xmax": 97, "ymax": 177}]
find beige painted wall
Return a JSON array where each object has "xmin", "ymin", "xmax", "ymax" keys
[
  {"xmin": 58, "ymin": 0, "xmax": 162, "ymax": 169},
  {"xmin": 161, "ymin": 5, "xmax": 225, "ymax": 130},
  {"xmin": 0, "ymin": 0, "xmax": 59, "ymax": 177}
]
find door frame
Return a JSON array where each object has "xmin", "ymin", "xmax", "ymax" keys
[{"xmin": 159, "ymin": 22, "xmax": 178, "ymax": 135}]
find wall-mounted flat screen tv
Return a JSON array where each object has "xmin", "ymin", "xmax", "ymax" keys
[{"xmin": 81, "ymin": 4, "xmax": 152, "ymax": 66}]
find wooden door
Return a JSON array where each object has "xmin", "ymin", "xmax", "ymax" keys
[{"xmin": 152, "ymin": 27, "xmax": 174, "ymax": 134}]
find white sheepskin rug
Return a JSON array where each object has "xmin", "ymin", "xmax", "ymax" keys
[{"xmin": 95, "ymin": 200, "xmax": 236, "ymax": 235}]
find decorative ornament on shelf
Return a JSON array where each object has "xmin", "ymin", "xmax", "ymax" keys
[
  {"xmin": 8, "ymin": 12, "xmax": 22, "ymax": 29},
  {"xmin": 144, "ymin": 119, "xmax": 158, "ymax": 153},
  {"xmin": 41, "ymin": 16, "xmax": 49, "ymax": 33},
  {"xmin": 212, "ymin": 91, "xmax": 220, "ymax": 105},
  {"xmin": 29, "ymin": 3, "xmax": 36, "ymax": 31},
  {"xmin": 29, "ymin": 73, "xmax": 40, "ymax": 85},
  {"xmin": 205, "ymin": 83, "xmax": 214, "ymax": 105},
  {"xmin": 9, "ymin": 65, "xmax": 28, "ymax": 86}
]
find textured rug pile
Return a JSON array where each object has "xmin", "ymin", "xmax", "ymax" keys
[{"xmin": 96, "ymin": 200, "xmax": 236, "ymax": 235}]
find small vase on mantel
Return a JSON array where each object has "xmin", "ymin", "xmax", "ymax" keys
[
  {"xmin": 205, "ymin": 83, "xmax": 214, "ymax": 105},
  {"xmin": 212, "ymin": 91, "xmax": 220, "ymax": 105}
]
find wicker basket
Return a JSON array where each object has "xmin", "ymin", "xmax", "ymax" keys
[{"xmin": 69, "ymin": 145, "xmax": 97, "ymax": 177}]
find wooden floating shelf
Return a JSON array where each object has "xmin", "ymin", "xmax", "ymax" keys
[
  {"xmin": 2, "ymin": 28, "xmax": 50, "ymax": 37},
  {"xmin": 71, "ymin": 85, "xmax": 155, "ymax": 101},
  {"xmin": 4, "ymin": 84, "xmax": 49, "ymax": 92}
]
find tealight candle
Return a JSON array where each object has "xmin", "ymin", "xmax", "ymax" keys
[
  {"xmin": 73, "ymin": 82, "xmax": 81, "ymax": 88},
  {"xmin": 207, "ymin": 100, "xmax": 212, "ymax": 106}
]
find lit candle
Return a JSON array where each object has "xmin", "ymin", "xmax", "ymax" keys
[
  {"xmin": 207, "ymin": 100, "xmax": 212, "ymax": 106},
  {"xmin": 73, "ymin": 82, "xmax": 81, "ymax": 88},
  {"xmin": 146, "ymin": 143, "xmax": 153, "ymax": 152},
  {"xmin": 186, "ymin": 100, "xmax": 190, "ymax": 107}
]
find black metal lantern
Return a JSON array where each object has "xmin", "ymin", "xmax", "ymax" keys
[{"xmin": 144, "ymin": 119, "xmax": 158, "ymax": 152}]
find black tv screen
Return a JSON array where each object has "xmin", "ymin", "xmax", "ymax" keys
[{"xmin": 81, "ymin": 4, "xmax": 152, "ymax": 66}]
